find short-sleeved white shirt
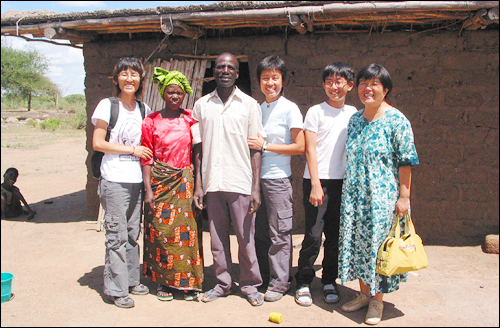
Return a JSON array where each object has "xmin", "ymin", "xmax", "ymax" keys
[
  {"xmin": 261, "ymin": 96, "xmax": 304, "ymax": 179},
  {"xmin": 91, "ymin": 98, "xmax": 151, "ymax": 183},
  {"xmin": 303, "ymin": 102, "xmax": 357, "ymax": 180},
  {"xmin": 192, "ymin": 87, "xmax": 265, "ymax": 195}
]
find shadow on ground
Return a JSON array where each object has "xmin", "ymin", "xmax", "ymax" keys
[
  {"xmin": 312, "ymin": 283, "xmax": 404, "ymax": 323},
  {"xmin": 78, "ymin": 262, "xmax": 229, "ymax": 302},
  {"xmin": 77, "ymin": 260, "xmax": 406, "ymax": 324},
  {"xmin": 1, "ymin": 190, "xmax": 86, "ymax": 223}
]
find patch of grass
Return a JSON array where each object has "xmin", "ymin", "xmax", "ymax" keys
[
  {"xmin": 1, "ymin": 124, "xmax": 85, "ymax": 150},
  {"xmin": 1, "ymin": 143, "xmax": 22, "ymax": 149},
  {"xmin": 26, "ymin": 120, "xmax": 37, "ymax": 127},
  {"xmin": 39, "ymin": 119, "xmax": 61, "ymax": 131},
  {"xmin": 61, "ymin": 110, "xmax": 86, "ymax": 130}
]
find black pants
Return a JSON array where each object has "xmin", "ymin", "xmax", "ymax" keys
[{"xmin": 295, "ymin": 179, "xmax": 343, "ymax": 286}]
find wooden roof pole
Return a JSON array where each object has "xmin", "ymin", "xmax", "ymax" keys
[{"xmin": 2, "ymin": 1, "xmax": 498, "ymax": 36}]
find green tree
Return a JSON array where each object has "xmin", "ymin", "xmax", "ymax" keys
[
  {"xmin": 38, "ymin": 75, "xmax": 62, "ymax": 109},
  {"xmin": 1, "ymin": 39, "xmax": 58, "ymax": 111}
]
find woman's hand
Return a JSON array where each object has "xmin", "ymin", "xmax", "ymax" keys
[
  {"xmin": 133, "ymin": 145, "xmax": 153, "ymax": 160},
  {"xmin": 247, "ymin": 133, "xmax": 265, "ymax": 151},
  {"xmin": 395, "ymin": 197, "xmax": 410, "ymax": 217},
  {"xmin": 144, "ymin": 190, "xmax": 155, "ymax": 215},
  {"xmin": 309, "ymin": 183, "xmax": 324, "ymax": 207}
]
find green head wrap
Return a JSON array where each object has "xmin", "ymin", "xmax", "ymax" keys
[{"xmin": 152, "ymin": 67, "xmax": 193, "ymax": 100}]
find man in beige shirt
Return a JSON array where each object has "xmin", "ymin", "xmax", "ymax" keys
[{"xmin": 193, "ymin": 52, "xmax": 265, "ymax": 306}]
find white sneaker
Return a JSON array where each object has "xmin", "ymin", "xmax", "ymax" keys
[
  {"xmin": 341, "ymin": 292, "xmax": 370, "ymax": 312},
  {"xmin": 295, "ymin": 285, "xmax": 312, "ymax": 306},
  {"xmin": 365, "ymin": 299, "xmax": 384, "ymax": 325}
]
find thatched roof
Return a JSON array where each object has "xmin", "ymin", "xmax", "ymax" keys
[{"xmin": 1, "ymin": 1, "xmax": 498, "ymax": 45}]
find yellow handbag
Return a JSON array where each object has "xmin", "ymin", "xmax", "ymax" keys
[{"xmin": 376, "ymin": 213, "xmax": 428, "ymax": 276}]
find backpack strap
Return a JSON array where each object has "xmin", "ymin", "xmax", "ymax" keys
[
  {"xmin": 137, "ymin": 100, "xmax": 146, "ymax": 119},
  {"xmin": 106, "ymin": 97, "xmax": 120, "ymax": 142},
  {"xmin": 105, "ymin": 97, "xmax": 144, "ymax": 141}
]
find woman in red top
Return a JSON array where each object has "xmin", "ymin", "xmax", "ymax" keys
[{"xmin": 141, "ymin": 68, "xmax": 203, "ymax": 302}]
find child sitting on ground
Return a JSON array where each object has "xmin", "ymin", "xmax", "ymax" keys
[{"xmin": 1, "ymin": 167, "xmax": 36, "ymax": 220}]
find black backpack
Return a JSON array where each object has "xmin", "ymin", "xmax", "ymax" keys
[{"xmin": 91, "ymin": 97, "xmax": 146, "ymax": 179}]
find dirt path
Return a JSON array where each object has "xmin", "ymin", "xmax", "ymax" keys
[{"xmin": 1, "ymin": 128, "xmax": 499, "ymax": 326}]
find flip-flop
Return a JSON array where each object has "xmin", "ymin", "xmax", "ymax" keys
[
  {"xmin": 157, "ymin": 285, "xmax": 173, "ymax": 301},
  {"xmin": 184, "ymin": 290, "xmax": 199, "ymax": 301},
  {"xmin": 201, "ymin": 289, "xmax": 226, "ymax": 303},
  {"xmin": 247, "ymin": 292, "xmax": 264, "ymax": 306}
]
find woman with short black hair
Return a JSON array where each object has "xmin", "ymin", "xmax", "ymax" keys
[
  {"xmin": 338, "ymin": 64, "xmax": 419, "ymax": 325},
  {"xmin": 247, "ymin": 55, "xmax": 305, "ymax": 302},
  {"xmin": 91, "ymin": 57, "xmax": 153, "ymax": 308}
]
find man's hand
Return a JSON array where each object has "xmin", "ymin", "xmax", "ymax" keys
[
  {"xmin": 248, "ymin": 190, "xmax": 261, "ymax": 214},
  {"xmin": 193, "ymin": 186, "xmax": 205, "ymax": 210}
]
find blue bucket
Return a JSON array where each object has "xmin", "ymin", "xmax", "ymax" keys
[{"xmin": 1, "ymin": 272, "xmax": 15, "ymax": 303}]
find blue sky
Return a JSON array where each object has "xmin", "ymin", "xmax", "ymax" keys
[
  {"xmin": 0, "ymin": 1, "xmax": 219, "ymax": 14},
  {"xmin": 1, "ymin": 1, "xmax": 219, "ymax": 96}
]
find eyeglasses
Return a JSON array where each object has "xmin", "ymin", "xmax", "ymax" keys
[
  {"xmin": 118, "ymin": 71, "xmax": 140, "ymax": 78},
  {"xmin": 358, "ymin": 79, "xmax": 382, "ymax": 88},
  {"xmin": 324, "ymin": 80, "xmax": 347, "ymax": 88}
]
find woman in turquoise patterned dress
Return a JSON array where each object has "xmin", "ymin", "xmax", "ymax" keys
[{"xmin": 338, "ymin": 64, "xmax": 419, "ymax": 325}]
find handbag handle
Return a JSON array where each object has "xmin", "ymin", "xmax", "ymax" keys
[
  {"xmin": 398, "ymin": 213, "xmax": 417, "ymax": 238},
  {"xmin": 404, "ymin": 213, "xmax": 417, "ymax": 236},
  {"xmin": 388, "ymin": 215, "xmax": 402, "ymax": 239},
  {"xmin": 381, "ymin": 215, "xmax": 402, "ymax": 252},
  {"xmin": 388, "ymin": 213, "xmax": 415, "ymax": 239}
]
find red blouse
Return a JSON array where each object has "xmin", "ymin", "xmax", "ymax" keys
[{"xmin": 141, "ymin": 109, "xmax": 196, "ymax": 168}]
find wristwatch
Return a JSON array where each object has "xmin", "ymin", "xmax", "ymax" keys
[{"xmin": 262, "ymin": 140, "xmax": 268, "ymax": 152}]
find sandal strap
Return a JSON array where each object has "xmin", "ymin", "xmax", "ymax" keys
[
  {"xmin": 296, "ymin": 290, "xmax": 311, "ymax": 297},
  {"xmin": 247, "ymin": 293, "xmax": 264, "ymax": 306}
]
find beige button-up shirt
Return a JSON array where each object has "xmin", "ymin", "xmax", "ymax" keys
[{"xmin": 192, "ymin": 87, "xmax": 265, "ymax": 195}]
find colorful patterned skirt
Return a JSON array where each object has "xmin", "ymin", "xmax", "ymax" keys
[{"xmin": 143, "ymin": 160, "xmax": 203, "ymax": 291}]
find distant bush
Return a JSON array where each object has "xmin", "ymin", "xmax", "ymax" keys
[
  {"xmin": 1, "ymin": 93, "xmax": 86, "ymax": 112},
  {"xmin": 39, "ymin": 119, "xmax": 61, "ymax": 131},
  {"xmin": 0, "ymin": 94, "xmax": 24, "ymax": 110},
  {"xmin": 62, "ymin": 110, "xmax": 86, "ymax": 130},
  {"xmin": 60, "ymin": 94, "xmax": 86, "ymax": 130},
  {"xmin": 26, "ymin": 120, "xmax": 37, "ymax": 127},
  {"xmin": 64, "ymin": 94, "xmax": 85, "ymax": 104}
]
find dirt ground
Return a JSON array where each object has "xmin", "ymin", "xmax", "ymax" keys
[{"xmin": 1, "ymin": 121, "xmax": 499, "ymax": 327}]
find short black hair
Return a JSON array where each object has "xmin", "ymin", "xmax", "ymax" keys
[
  {"xmin": 322, "ymin": 62, "xmax": 355, "ymax": 83},
  {"xmin": 112, "ymin": 57, "xmax": 145, "ymax": 97},
  {"xmin": 356, "ymin": 63, "xmax": 393, "ymax": 98},
  {"xmin": 4, "ymin": 167, "xmax": 18, "ymax": 178},
  {"xmin": 215, "ymin": 52, "xmax": 239, "ymax": 70},
  {"xmin": 257, "ymin": 55, "xmax": 287, "ymax": 82}
]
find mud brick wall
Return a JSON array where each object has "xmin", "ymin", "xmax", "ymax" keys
[{"xmin": 84, "ymin": 29, "xmax": 499, "ymax": 246}]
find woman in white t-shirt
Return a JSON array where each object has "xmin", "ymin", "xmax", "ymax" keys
[
  {"xmin": 247, "ymin": 55, "xmax": 305, "ymax": 302},
  {"xmin": 91, "ymin": 57, "xmax": 153, "ymax": 309}
]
